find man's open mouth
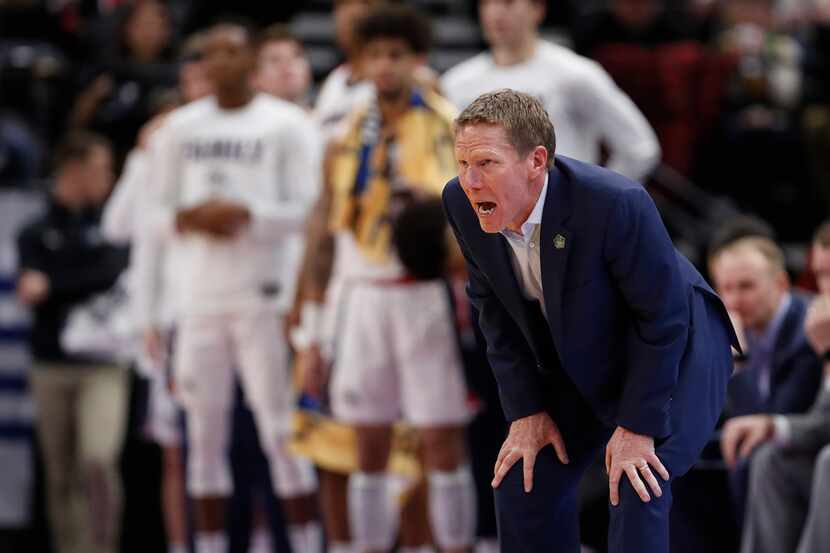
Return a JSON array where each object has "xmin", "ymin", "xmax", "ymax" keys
[{"xmin": 477, "ymin": 201, "xmax": 497, "ymax": 216}]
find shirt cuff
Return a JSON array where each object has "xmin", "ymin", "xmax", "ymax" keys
[{"xmin": 772, "ymin": 415, "xmax": 792, "ymax": 446}]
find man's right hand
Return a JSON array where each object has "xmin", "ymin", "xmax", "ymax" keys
[
  {"xmin": 492, "ymin": 411, "xmax": 569, "ymax": 493},
  {"xmin": 297, "ymin": 345, "xmax": 328, "ymax": 399},
  {"xmin": 720, "ymin": 414, "xmax": 774, "ymax": 468}
]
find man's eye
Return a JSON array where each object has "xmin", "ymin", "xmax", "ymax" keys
[{"xmin": 478, "ymin": 159, "xmax": 492, "ymax": 167}]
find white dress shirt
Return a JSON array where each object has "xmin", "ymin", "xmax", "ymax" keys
[{"xmin": 501, "ymin": 175, "xmax": 549, "ymax": 318}]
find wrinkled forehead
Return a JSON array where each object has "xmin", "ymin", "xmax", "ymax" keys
[{"xmin": 455, "ymin": 123, "xmax": 516, "ymax": 152}]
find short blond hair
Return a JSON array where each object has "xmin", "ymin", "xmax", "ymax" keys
[
  {"xmin": 454, "ymin": 89, "xmax": 556, "ymax": 168},
  {"xmin": 709, "ymin": 236, "xmax": 786, "ymax": 274}
]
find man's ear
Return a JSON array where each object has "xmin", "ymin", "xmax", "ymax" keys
[{"xmin": 528, "ymin": 145, "xmax": 549, "ymax": 177}]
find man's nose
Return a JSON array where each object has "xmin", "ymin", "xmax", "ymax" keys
[{"xmin": 463, "ymin": 167, "xmax": 483, "ymax": 189}]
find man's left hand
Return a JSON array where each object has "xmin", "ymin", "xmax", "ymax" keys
[{"xmin": 606, "ymin": 426, "xmax": 670, "ymax": 506}]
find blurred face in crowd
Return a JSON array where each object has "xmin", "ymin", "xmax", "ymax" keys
[
  {"xmin": 82, "ymin": 145, "xmax": 115, "ymax": 205},
  {"xmin": 612, "ymin": 0, "xmax": 662, "ymax": 31},
  {"xmin": 812, "ymin": 243, "xmax": 830, "ymax": 296},
  {"xmin": 710, "ymin": 245, "xmax": 788, "ymax": 332},
  {"xmin": 479, "ymin": 0, "xmax": 545, "ymax": 50},
  {"xmin": 204, "ymin": 25, "xmax": 256, "ymax": 94},
  {"xmin": 455, "ymin": 123, "xmax": 548, "ymax": 234},
  {"xmin": 179, "ymin": 58, "xmax": 213, "ymax": 103},
  {"xmin": 124, "ymin": 0, "xmax": 172, "ymax": 62},
  {"xmin": 335, "ymin": 0, "xmax": 375, "ymax": 53},
  {"xmin": 362, "ymin": 37, "xmax": 420, "ymax": 101},
  {"xmin": 56, "ymin": 144, "xmax": 114, "ymax": 208},
  {"xmin": 253, "ymin": 39, "xmax": 312, "ymax": 103}
]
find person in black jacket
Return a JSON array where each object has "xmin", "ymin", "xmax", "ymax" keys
[{"xmin": 16, "ymin": 130, "xmax": 128, "ymax": 553}]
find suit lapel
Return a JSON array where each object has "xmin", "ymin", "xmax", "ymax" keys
[{"xmin": 540, "ymin": 164, "xmax": 572, "ymax": 362}]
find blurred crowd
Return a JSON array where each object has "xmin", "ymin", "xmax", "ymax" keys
[{"xmin": 2, "ymin": 1, "xmax": 830, "ymax": 553}]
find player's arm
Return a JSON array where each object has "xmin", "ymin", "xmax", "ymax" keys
[
  {"xmin": 102, "ymin": 150, "xmax": 146, "ymax": 244},
  {"xmin": 131, "ymin": 226, "xmax": 169, "ymax": 364},
  {"xmin": 143, "ymin": 121, "xmax": 242, "ymax": 239},
  {"xmin": 291, "ymin": 142, "xmax": 338, "ymax": 397},
  {"xmin": 244, "ymin": 115, "xmax": 323, "ymax": 242},
  {"xmin": 575, "ymin": 61, "xmax": 660, "ymax": 182}
]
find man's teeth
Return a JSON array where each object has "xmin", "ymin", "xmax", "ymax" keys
[{"xmin": 478, "ymin": 204, "xmax": 495, "ymax": 215}]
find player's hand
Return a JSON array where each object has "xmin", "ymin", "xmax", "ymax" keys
[
  {"xmin": 806, "ymin": 296, "xmax": 830, "ymax": 357},
  {"xmin": 297, "ymin": 345, "xmax": 327, "ymax": 398},
  {"xmin": 143, "ymin": 327, "xmax": 167, "ymax": 366},
  {"xmin": 492, "ymin": 411, "xmax": 569, "ymax": 493},
  {"xmin": 17, "ymin": 270, "xmax": 50, "ymax": 305},
  {"xmin": 606, "ymin": 426, "xmax": 669, "ymax": 506},
  {"xmin": 720, "ymin": 415, "xmax": 774, "ymax": 468},
  {"xmin": 176, "ymin": 199, "xmax": 250, "ymax": 238}
]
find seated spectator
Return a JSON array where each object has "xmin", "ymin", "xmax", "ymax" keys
[
  {"xmin": 722, "ymin": 222, "xmax": 830, "ymax": 553},
  {"xmin": 15, "ymin": 130, "xmax": 129, "ymax": 553},
  {"xmin": 68, "ymin": 0, "xmax": 177, "ymax": 160},
  {"xmin": 710, "ymin": 234, "xmax": 823, "ymax": 526},
  {"xmin": 574, "ymin": 0, "xmax": 730, "ymax": 175},
  {"xmin": 710, "ymin": 236, "xmax": 822, "ymax": 417}
]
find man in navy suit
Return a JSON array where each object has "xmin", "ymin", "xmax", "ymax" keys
[{"xmin": 442, "ymin": 89, "xmax": 739, "ymax": 553}]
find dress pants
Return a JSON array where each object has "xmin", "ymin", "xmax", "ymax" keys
[
  {"xmin": 493, "ymin": 286, "xmax": 734, "ymax": 553},
  {"xmin": 741, "ymin": 443, "xmax": 830, "ymax": 553},
  {"xmin": 30, "ymin": 362, "xmax": 129, "ymax": 553}
]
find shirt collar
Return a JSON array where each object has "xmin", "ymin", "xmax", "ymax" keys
[{"xmin": 501, "ymin": 173, "xmax": 549, "ymax": 241}]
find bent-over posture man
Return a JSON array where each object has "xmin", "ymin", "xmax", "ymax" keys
[{"xmin": 443, "ymin": 89, "xmax": 738, "ymax": 553}]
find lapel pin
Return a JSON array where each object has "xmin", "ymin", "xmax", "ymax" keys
[{"xmin": 553, "ymin": 234, "xmax": 566, "ymax": 250}]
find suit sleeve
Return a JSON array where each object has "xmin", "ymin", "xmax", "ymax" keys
[
  {"xmin": 784, "ymin": 389, "xmax": 830, "ymax": 452},
  {"xmin": 443, "ymin": 187, "xmax": 548, "ymax": 422},
  {"xmin": 603, "ymin": 185, "xmax": 689, "ymax": 439},
  {"xmin": 769, "ymin": 345, "xmax": 824, "ymax": 415}
]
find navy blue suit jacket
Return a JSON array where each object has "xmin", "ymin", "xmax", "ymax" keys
[
  {"xmin": 443, "ymin": 156, "xmax": 739, "ymax": 439},
  {"xmin": 727, "ymin": 292, "xmax": 822, "ymax": 417}
]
